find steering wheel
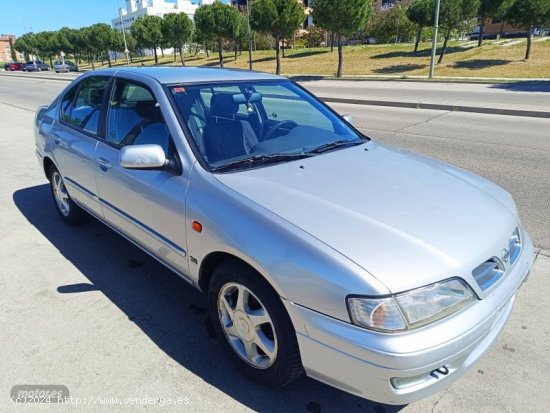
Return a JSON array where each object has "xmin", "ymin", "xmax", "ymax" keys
[{"xmin": 263, "ymin": 120, "xmax": 298, "ymax": 141}]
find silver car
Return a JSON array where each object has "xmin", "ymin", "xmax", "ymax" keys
[
  {"xmin": 34, "ymin": 67, "xmax": 533, "ymax": 405},
  {"xmin": 53, "ymin": 60, "xmax": 78, "ymax": 73}
]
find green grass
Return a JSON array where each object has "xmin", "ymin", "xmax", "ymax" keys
[{"xmin": 79, "ymin": 38, "xmax": 550, "ymax": 79}]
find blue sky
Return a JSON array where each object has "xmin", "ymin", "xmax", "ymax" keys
[{"xmin": 0, "ymin": 0, "xmax": 228, "ymax": 37}]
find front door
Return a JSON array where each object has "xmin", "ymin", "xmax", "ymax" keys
[{"xmin": 94, "ymin": 78, "xmax": 189, "ymax": 276}]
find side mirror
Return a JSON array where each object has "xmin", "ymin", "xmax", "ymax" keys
[
  {"xmin": 342, "ymin": 114, "xmax": 354, "ymax": 126},
  {"xmin": 120, "ymin": 144, "xmax": 166, "ymax": 170}
]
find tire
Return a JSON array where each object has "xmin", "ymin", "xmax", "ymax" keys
[
  {"xmin": 208, "ymin": 260, "xmax": 303, "ymax": 387},
  {"xmin": 48, "ymin": 165, "xmax": 87, "ymax": 225}
]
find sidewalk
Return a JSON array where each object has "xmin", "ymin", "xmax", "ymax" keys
[{"xmin": 2, "ymin": 70, "xmax": 549, "ymax": 118}]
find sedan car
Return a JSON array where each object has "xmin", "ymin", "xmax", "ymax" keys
[
  {"xmin": 53, "ymin": 60, "xmax": 78, "ymax": 73},
  {"xmin": 34, "ymin": 67, "xmax": 533, "ymax": 405},
  {"xmin": 23, "ymin": 60, "xmax": 49, "ymax": 71},
  {"xmin": 5, "ymin": 61, "xmax": 23, "ymax": 71}
]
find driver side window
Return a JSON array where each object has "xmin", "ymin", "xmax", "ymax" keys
[{"xmin": 106, "ymin": 80, "xmax": 170, "ymax": 154}]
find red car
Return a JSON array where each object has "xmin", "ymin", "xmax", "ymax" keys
[{"xmin": 5, "ymin": 62, "xmax": 23, "ymax": 71}]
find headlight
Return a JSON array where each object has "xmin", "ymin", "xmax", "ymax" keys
[{"xmin": 347, "ymin": 278, "xmax": 477, "ymax": 333}]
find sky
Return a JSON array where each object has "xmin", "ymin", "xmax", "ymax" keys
[{"xmin": 0, "ymin": 0, "xmax": 227, "ymax": 38}]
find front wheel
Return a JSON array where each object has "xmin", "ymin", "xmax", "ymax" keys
[
  {"xmin": 48, "ymin": 165, "xmax": 87, "ymax": 225},
  {"xmin": 208, "ymin": 260, "xmax": 303, "ymax": 387}
]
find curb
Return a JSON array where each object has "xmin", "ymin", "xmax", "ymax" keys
[
  {"xmin": 2, "ymin": 72, "xmax": 549, "ymax": 119},
  {"xmin": 321, "ymin": 97, "xmax": 550, "ymax": 119}
]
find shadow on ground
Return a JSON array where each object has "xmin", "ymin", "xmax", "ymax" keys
[
  {"xmin": 490, "ymin": 81, "xmax": 550, "ymax": 92},
  {"xmin": 285, "ymin": 50, "xmax": 330, "ymax": 59},
  {"xmin": 374, "ymin": 64, "xmax": 428, "ymax": 74},
  {"xmin": 371, "ymin": 46, "xmax": 472, "ymax": 59},
  {"xmin": 451, "ymin": 59, "xmax": 510, "ymax": 70},
  {"xmin": 13, "ymin": 184, "xmax": 406, "ymax": 413}
]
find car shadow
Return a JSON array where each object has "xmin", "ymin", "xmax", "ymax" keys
[
  {"xmin": 489, "ymin": 81, "xmax": 550, "ymax": 92},
  {"xmin": 13, "ymin": 184, "xmax": 406, "ymax": 413}
]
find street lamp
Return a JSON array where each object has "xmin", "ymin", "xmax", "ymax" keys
[
  {"xmin": 428, "ymin": 0, "xmax": 441, "ymax": 79},
  {"xmin": 117, "ymin": 0, "xmax": 131, "ymax": 66},
  {"xmin": 246, "ymin": 0, "xmax": 253, "ymax": 71}
]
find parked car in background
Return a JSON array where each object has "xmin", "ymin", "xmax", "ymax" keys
[
  {"xmin": 54, "ymin": 60, "xmax": 78, "ymax": 73},
  {"xmin": 23, "ymin": 60, "xmax": 49, "ymax": 71},
  {"xmin": 34, "ymin": 67, "xmax": 534, "ymax": 405},
  {"xmin": 4, "ymin": 61, "xmax": 23, "ymax": 71}
]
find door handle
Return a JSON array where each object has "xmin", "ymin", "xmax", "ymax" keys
[
  {"xmin": 52, "ymin": 134, "xmax": 63, "ymax": 145},
  {"xmin": 97, "ymin": 157, "xmax": 112, "ymax": 171}
]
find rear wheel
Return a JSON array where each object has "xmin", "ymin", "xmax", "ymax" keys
[
  {"xmin": 48, "ymin": 165, "xmax": 87, "ymax": 225},
  {"xmin": 208, "ymin": 260, "xmax": 303, "ymax": 387}
]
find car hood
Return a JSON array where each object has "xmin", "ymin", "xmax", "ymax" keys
[{"xmin": 214, "ymin": 141, "xmax": 518, "ymax": 293}]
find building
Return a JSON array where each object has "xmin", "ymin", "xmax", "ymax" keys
[
  {"xmin": 112, "ymin": 0, "xmax": 215, "ymax": 31},
  {"xmin": 0, "ymin": 34, "xmax": 23, "ymax": 62},
  {"xmin": 231, "ymin": 0, "xmax": 312, "ymax": 30}
]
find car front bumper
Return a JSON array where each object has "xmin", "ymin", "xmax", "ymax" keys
[{"xmin": 283, "ymin": 231, "xmax": 534, "ymax": 405}]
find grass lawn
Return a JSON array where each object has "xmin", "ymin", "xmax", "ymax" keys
[{"xmin": 79, "ymin": 38, "xmax": 550, "ymax": 79}]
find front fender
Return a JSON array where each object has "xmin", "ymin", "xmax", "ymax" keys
[{"xmin": 185, "ymin": 165, "xmax": 389, "ymax": 322}]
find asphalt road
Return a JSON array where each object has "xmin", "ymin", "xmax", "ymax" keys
[
  {"xmin": 1, "ymin": 75, "xmax": 549, "ymax": 413},
  {"xmin": 299, "ymin": 79, "xmax": 550, "ymax": 114}
]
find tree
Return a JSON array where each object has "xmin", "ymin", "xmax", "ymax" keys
[
  {"xmin": 407, "ymin": 0, "xmax": 433, "ymax": 52},
  {"xmin": 9, "ymin": 38, "xmax": 17, "ymax": 61},
  {"xmin": 437, "ymin": 0, "xmax": 480, "ymax": 63},
  {"xmin": 366, "ymin": 4, "xmax": 416, "ymax": 44},
  {"xmin": 505, "ymin": 0, "xmax": 550, "ymax": 60},
  {"xmin": 15, "ymin": 32, "xmax": 35, "ymax": 61},
  {"xmin": 250, "ymin": 0, "xmax": 305, "ymax": 75},
  {"xmin": 313, "ymin": 0, "xmax": 372, "ymax": 77},
  {"xmin": 131, "ymin": 15, "xmax": 164, "ymax": 64},
  {"xmin": 477, "ymin": 0, "xmax": 512, "ymax": 47},
  {"xmin": 194, "ymin": 1, "xmax": 240, "ymax": 68},
  {"xmin": 33, "ymin": 31, "xmax": 57, "ymax": 67},
  {"xmin": 162, "ymin": 12, "xmax": 194, "ymax": 66}
]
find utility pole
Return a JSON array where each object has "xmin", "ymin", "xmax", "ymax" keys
[
  {"xmin": 117, "ymin": 0, "xmax": 131, "ymax": 65},
  {"xmin": 247, "ymin": 0, "xmax": 253, "ymax": 70},
  {"xmin": 428, "ymin": 0, "xmax": 441, "ymax": 79}
]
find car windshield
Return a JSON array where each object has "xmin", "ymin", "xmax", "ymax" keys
[{"xmin": 169, "ymin": 80, "xmax": 364, "ymax": 171}]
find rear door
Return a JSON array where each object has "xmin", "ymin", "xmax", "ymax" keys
[{"xmin": 50, "ymin": 76, "xmax": 111, "ymax": 217}]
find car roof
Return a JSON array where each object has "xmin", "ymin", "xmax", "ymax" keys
[{"xmin": 84, "ymin": 66, "xmax": 284, "ymax": 84}]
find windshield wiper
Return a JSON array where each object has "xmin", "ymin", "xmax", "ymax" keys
[
  {"xmin": 211, "ymin": 153, "xmax": 312, "ymax": 172},
  {"xmin": 306, "ymin": 139, "xmax": 363, "ymax": 154}
]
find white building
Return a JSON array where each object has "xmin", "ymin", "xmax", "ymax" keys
[{"xmin": 112, "ymin": 0, "xmax": 215, "ymax": 31}]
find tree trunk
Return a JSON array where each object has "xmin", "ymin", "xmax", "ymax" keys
[
  {"xmin": 206, "ymin": 40, "xmax": 210, "ymax": 58},
  {"xmin": 282, "ymin": 39, "xmax": 285, "ymax": 57},
  {"xmin": 107, "ymin": 53, "xmax": 112, "ymax": 68},
  {"xmin": 234, "ymin": 42, "xmax": 238, "ymax": 60},
  {"xmin": 179, "ymin": 47, "xmax": 185, "ymax": 66},
  {"xmin": 89, "ymin": 53, "xmax": 95, "ymax": 70},
  {"xmin": 100, "ymin": 54, "xmax": 104, "ymax": 66},
  {"xmin": 337, "ymin": 34, "xmax": 343, "ymax": 78},
  {"xmin": 161, "ymin": 48, "xmax": 164, "ymax": 58},
  {"xmin": 498, "ymin": 20, "xmax": 505, "ymax": 39},
  {"xmin": 174, "ymin": 48, "xmax": 177, "ymax": 62},
  {"xmin": 275, "ymin": 35, "xmax": 281, "ymax": 75},
  {"xmin": 49, "ymin": 56, "xmax": 53, "ymax": 68},
  {"xmin": 477, "ymin": 15, "xmax": 486, "ymax": 47},
  {"xmin": 525, "ymin": 26, "xmax": 532, "ymax": 60},
  {"xmin": 330, "ymin": 32, "xmax": 334, "ymax": 52},
  {"xmin": 437, "ymin": 32, "xmax": 450, "ymax": 64},
  {"xmin": 153, "ymin": 47, "xmax": 158, "ymax": 65},
  {"xmin": 414, "ymin": 26, "xmax": 422, "ymax": 52},
  {"xmin": 218, "ymin": 39, "xmax": 224, "ymax": 67}
]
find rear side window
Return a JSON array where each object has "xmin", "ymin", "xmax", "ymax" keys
[{"xmin": 60, "ymin": 76, "xmax": 109, "ymax": 135}]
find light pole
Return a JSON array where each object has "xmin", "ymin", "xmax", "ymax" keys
[
  {"xmin": 246, "ymin": 0, "xmax": 253, "ymax": 71},
  {"xmin": 428, "ymin": 0, "xmax": 441, "ymax": 79},
  {"xmin": 117, "ymin": 0, "xmax": 131, "ymax": 65}
]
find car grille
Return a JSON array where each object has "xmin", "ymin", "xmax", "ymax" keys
[
  {"xmin": 472, "ymin": 227, "xmax": 522, "ymax": 291},
  {"xmin": 472, "ymin": 258, "xmax": 505, "ymax": 291}
]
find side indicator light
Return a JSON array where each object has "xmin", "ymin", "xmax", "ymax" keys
[{"xmin": 192, "ymin": 221, "xmax": 203, "ymax": 233}]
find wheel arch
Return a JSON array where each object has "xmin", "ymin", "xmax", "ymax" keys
[
  {"xmin": 198, "ymin": 251, "xmax": 279, "ymax": 298},
  {"xmin": 43, "ymin": 156, "xmax": 56, "ymax": 179}
]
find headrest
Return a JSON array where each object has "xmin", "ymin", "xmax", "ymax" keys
[
  {"xmin": 90, "ymin": 88, "xmax": 104, "ymax": 106},
  {"xmin": 210, "ymin": 93, "xmax": 238, "ymax": 118},
  {"xmin": 134, "ymin": 100, "xmax": 161, "ymax": 121}
]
